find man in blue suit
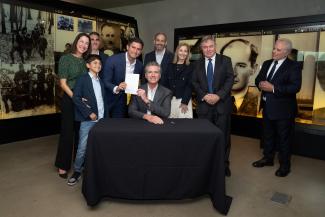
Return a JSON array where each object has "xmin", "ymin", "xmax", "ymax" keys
[
  {"xmin": 252, "ymin": 38, "xmax": 302, "ymax": 177},
  {"xmin": 102, "ymin": 37, "xmax": 144, "ymax": 118},
  {"xmin": 144, "ymin": 33, "xmax": 173, "ymax": 85},
  {"xmin": 192, "ymin": 35, "xmax": 234, "ymax": 177}
]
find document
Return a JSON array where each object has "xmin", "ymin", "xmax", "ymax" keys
[{"xmin": 125, "ymin": 73, "xmax": 139, "ymax": 95}]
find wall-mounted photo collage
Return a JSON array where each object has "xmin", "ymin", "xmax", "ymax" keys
[{"xmin": 0, "ymin": 1, "xmax": 138, "ymax": 120}]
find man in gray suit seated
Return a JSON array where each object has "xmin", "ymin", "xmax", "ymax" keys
[{"xmin": 128, "ymin": 61, "xmax": 172, "ymax": 124}]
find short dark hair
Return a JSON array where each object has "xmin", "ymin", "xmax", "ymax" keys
[
  {"xmin": 71, "ymin": 33, "xmax": 91, "ymax": 58},
  {"xmin": 89, "ymin": 32, "xmax": 100, "ymax": 37},
  {"xmin": 128, "ymin": 37, "xmax": 144, "ymax": 48},
  {"xmin": 86, "ymin": 54, "xmax": 101, "ymax": 64},
  {"xmin": 154, "ymin": 32, "xmax": 167, "ymax": 41},
  {"xmin": 220, "ymin": 38, "xmax": 258, "ymax": 68}
]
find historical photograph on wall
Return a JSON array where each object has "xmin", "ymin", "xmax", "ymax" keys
[
  {"xmin": 78, "ymin": 18, "xmax": 93, "ymax": 33},
  {"xmin": 57, "ymin": 15, "xmax": 74, "ymax": 31},
  {"xmin": 0, "ymin": 2, "xmax": 56, "ymax": 119},
  {"xmin": 97, "ymin": 18, "xmax": 137, "ymax": 56},
  {"xmin": 313, "ymin": 31, "xmax": 325, "ymax": 124},
  {"xmin": 216, "ymin": 34, "xmax": 263, "ymax": 117}
]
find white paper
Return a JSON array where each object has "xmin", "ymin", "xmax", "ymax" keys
[{"xmin": 125, "ymin": 73, "xmax": 139, "ymax": 95}]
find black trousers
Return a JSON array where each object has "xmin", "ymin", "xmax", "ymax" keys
[
  {"xmin": 197, "ymin": 109, "xmax": 231, "ymax": 167},
  {"xmin": 55, "ymin": 93, "xmax": 79, "ymax": 171},
  {"xmin": 262, "ymin": 112, "xmax": 294, "ymax": 169}
]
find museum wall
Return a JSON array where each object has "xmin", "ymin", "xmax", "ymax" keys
[{"xmin": 109, "ymin": 0, "xmax": 325, "ymax": 54}]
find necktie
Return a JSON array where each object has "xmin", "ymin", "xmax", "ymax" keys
[
  {"xmin": 266, "ymin": 60, "xmax": 278, "ymax": 81},
  {"xmin": 207, "ymin": 58, "xmax": 213, "ymax": 93}
]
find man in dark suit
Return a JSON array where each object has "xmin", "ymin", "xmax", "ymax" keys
[
  {"xmin": 252, "ymin": 38, "xmax": 302, "ymax": 177},
  {"xmin": 144, "ymin": 32, "xmax": 173, "ymax": 84},
  {"xmin": 102, "ymin": 37, "xmax": 144, "ymax": 118},
  {"xmin": 192, "ymin": 35, "xmax": 234, "ymax": 177},
  {"xmin": 129, "ymin": 61, "xmax": 172, "ymax": 124},
  {"xmin": 89, "ymin": 32, "xmax": 108, "ymax": 67}
]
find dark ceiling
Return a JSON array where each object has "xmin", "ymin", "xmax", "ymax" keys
[{"xmin": 62, "ymin": 0, "xmax": 164, "ymax": 9}]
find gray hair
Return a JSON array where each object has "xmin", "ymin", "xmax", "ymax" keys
[
  {"xmin": 277, "ymin": 38, "xmax": 292, "ymax": 53},
  {"xmin": 200, "ymin": 35, "xmax": 216, "ymax": 47},
  {"xmin": 145, "ymin": 61, "xmax": 161, "ymax": 74}
]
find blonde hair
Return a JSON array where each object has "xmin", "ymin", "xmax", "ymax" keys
[{"xmin": 172, "ymin": 43, "xmax": 191, "ymax": 65}]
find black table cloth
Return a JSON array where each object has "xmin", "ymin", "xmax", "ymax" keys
[{"xmin": 82, "ymin": 118, "xmax": 232, "ymax": 215}]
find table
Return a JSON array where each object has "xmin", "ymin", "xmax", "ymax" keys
[{"xmin": 82, "ymin": 118, "xmax": 232, "ymax": 215}]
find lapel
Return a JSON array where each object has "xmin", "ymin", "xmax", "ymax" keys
[
  {"xmin": 134, "ymin": 60, "xmax": 140, "ymax": 74},
  {"xmin": 86, "ymin": 74, "xmax": 97, "ymax": 105},
  {"xmin": 270, "ymin": 58, "xmax": 289, "ymax": 82},
  {"xmin": 149, "ymin": 51, "xmax": 156, "ymax": 62},
  {"xmin": 121, "ymin": 53, "xmax": 127, "ymax": 80},
  {"xmin": 213, "ymin": 54, "xmax": 222, "ymax": 89},
  {"xmin": 161, "ymin": 51, "xmax": 169, "ymax": 68},
  {"xmin": 153, "ymin": 85, "xmax": 162, "ymax": 103},
  {"xmin": 264, "ymin": 61, "xmax": 273, "ymax": 76},
  {"xmin": 200, "ymin": 58, "xmax": 209, "ymax": 88}
]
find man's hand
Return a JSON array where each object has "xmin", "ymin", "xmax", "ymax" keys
[
  {"xmin": 117, "ymin": 82, "xmax": 127, "ymax": 91},
  {"xmin": 203, "ymin": 94, "xmax": 220, "ymax": 105},
  {"xmin": 179, "ymin": 103, "xmax": 188, "ymax": 114},
  {"xmin": 259, "ymin": 81, "xmax": 274, "ymax": 92},
  {"xmin": 89, "ymin": 113, "xmax": 97, "ymax": 121},
  {"xmin": 137, "ymin": 88, "xmax": 149, "ymax": 104},
  {"xmin": 143, "ymin": 114, "xmax": 164, "ymax": 124}
]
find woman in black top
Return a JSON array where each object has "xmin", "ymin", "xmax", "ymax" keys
[{"xmin": 164, "ymin": 43, "xmax": 193, "ymax": 118}]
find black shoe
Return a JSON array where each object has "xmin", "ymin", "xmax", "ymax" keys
[
  {"xmin": 67, "ymin": 172, "xmax": 81, "ymax": 186},
  {"xmin": 252, "ymin": 158, "xmax": 274, "ymax": 168},
  {"xmin": 225, "ymin": 167, "xmax": 231, "ymax": 177},
  {"xmin": 59, "ymin": 173, "xmax": 68, "ymax": 179},
  {"xmin": 275, "ymin": 168, "xmax": 290, "ymax": 177}
]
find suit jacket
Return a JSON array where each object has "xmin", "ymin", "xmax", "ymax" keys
[
  {"xmin": 101, "ymin": 52, "xmax": 143, "ymax": 109},
  {"xmin": 164, "ymin": 63, "xmax": 193, "ymax": 105},
  {"xmin": 192, "ymin": 54, "xmax": 234, "ymax": 115},
  {"xmin": 99, "ymin": 51, "xmax": 108, "ymax": 67},
  {"xmin": 144, "ymin": 49, "xmax": 173, "ymax": 83},
  {"xmin": 255, "ymin": 58, "xmax": 302, "ymax": 120},
  {"xmin": 128, "ymin": 84, "xmax": 172, "ymax": 119},
  {"xmin": 72, "ymin": 73, "xmax": 108, "ymax": 122}
]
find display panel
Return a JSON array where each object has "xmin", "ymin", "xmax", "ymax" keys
[
  {"xmin": 0, "ymin": 0, "xmax": 138, "ymax": 119},
  {"xmin": 175, "ymin": 16, "xmax": 325, "ymax": 125}
]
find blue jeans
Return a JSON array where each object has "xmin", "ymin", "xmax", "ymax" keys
[{"xmin": 74, "ymin": 121, "xmax": 97, "ymax": 173}]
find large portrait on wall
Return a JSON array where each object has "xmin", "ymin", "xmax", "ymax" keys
[
  {"xmin": 0, "ymin": 2, "xmax": 56, "ymax": 119},
  {"xmin": 216, "ymin": 35, "xmax": 263, "ymax": 117},
  {"xmin": 97, "ymin": 21, "xmax": 121, "ymax": 56},
  {"xmin": 97, "ymin": 19, "xmax": 137, "ymax": 56}
]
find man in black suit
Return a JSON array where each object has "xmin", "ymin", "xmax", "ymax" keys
[
  {"xmin": 192, "ymin": 35, "xmax": 234, "ymax": 177},
  {"xmin": 144, "ymin": 33, "xmax": 173, "ymax": 84},
  {"xmin": 128, "ymin": 61, "xmax": 172, "ymax": 124},
  {"xmin": 252, "ymin": 38, "xmax": 302, "ymax": 177},
  {"xmin": 89, "ymin": 32, "xmax": 108, "ymax": 68}
]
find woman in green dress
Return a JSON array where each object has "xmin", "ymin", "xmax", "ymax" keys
[{"xmin": 55, "ymin": 33, "xmax": 91, "ymax": 178}]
